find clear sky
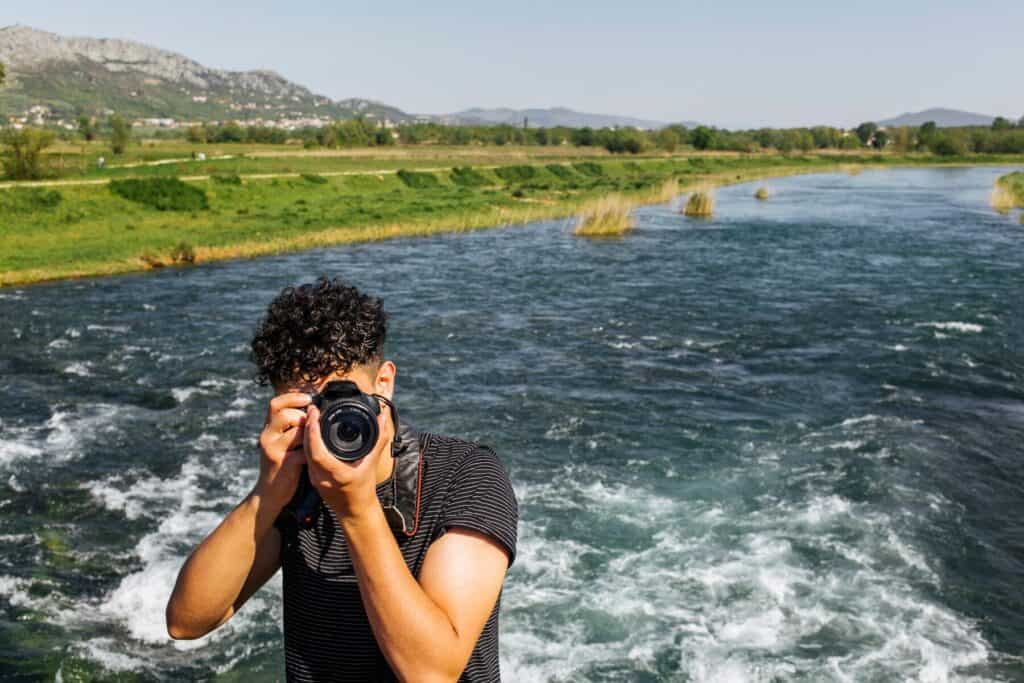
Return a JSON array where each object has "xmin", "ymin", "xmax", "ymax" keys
[{"xmin": 4, "ymin": 1, "xmax": 1022, "ymax": 129}]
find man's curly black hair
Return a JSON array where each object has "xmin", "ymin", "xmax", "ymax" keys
[{"xmin": 250, "ymin": 276, "xmax": 388, "ymax": 388}]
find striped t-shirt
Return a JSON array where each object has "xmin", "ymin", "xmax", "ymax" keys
[{"xmin": 274, "ymin": 431, "xmax": 518, "ymax": 682}]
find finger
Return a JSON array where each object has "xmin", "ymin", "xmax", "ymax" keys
[
  {"xmin": 282, "ymin": 423, "xmax": 306, "ymax": 451},
  {"xmin": 268, "ymin": 392, "xmax": 312, "ymax": 417},
  {"xmin": 269, "ymin": 408, "xmax": 308, "ymax": 433}
]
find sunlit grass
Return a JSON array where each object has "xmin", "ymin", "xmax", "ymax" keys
[
  {"xmin": 993, "ymin": 172, "xmax": 1023, "ymax": 216},
  {"xmin": 684, "ymin": 189, "xmax": 715, "ymax": 217},
  {"xmin": 574, "ymin": 194, "xmax": 635, "ymax": 237}
]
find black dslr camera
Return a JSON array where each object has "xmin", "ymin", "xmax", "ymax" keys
[
  {"xmin": 288, "ymin": 379, "xmax": 401, "ymax": 529},
  {"xmin": 307, "ymin": 379, "xmax": 397, "ymax": 461}
]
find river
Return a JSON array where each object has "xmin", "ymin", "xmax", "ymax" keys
[{"xmin": 1, "ymin": 166, "xmax": 1022, "ymax": 681}]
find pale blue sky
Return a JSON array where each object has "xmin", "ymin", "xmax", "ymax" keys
[{"xmin": 5, "ymin": 1, "xmax": 1022, "ymax": 128}]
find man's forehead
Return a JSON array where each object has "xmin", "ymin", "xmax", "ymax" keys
[{"xmin": 275, "ymin": 364, "xmax": 375, "ymax": 395}]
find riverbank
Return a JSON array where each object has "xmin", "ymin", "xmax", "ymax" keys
[{"xmin": 3, "ymin": 153, "xmax": 1023, "ymax": 287}]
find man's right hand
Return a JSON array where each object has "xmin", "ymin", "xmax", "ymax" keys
[{"xmin": 254, "ymin": 392, "xmax": 312, "ymax": 510}]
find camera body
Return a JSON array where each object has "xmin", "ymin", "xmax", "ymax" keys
[{"xmin": 308, "ymin": 379, "xmax": 384, "ymax": 461}]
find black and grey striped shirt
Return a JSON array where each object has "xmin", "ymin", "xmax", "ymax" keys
[{"xmin": 274, "ymin": 432, "xmax": 518, "ymax": 682}]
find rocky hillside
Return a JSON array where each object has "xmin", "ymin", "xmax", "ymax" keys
[{"xmin": 0, "ymin": 25, "xmax": 410, "ymax": 125}]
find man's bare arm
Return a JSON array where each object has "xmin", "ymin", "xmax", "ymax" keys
[
  {"xmin": 339, "ymin": 506, "xmax": 510, "ymax": 682},
  {"xmin": 165, "ymin": 392, "xmax": 311, "ymax": 639},
  {"xmin": 165, "ymin": 488, "xmax": 283, "ymax": 639}
]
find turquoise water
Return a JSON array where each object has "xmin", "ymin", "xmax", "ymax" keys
[{"xmin": 1, "ymin": 166, "xmax": 1022, "ymax": 681}]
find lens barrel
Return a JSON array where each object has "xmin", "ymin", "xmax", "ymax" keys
[{"xmin": 311, "ymin": 381, "xmax": 381, "ymax": 461}]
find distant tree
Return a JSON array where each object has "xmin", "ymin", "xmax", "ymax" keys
[
  {"xmin": 601, "ymin": 128, "xmax": 646, "ymax": 154},
  {"xmin": 373, "ymin": 128, "xmax": 395, "ymax": 146},
  {"xmin": 891, "ymin": 126, "xmax": 914, "ymax": 153},
  {"xmin": 991, "ymin": 116, "xmax": 1012, "ymax": 131},
  {"xmin": 810, "ymin": 126, "xmax": 842, "ymax": 149},
  {"xmin": 931, "ymin": 133, "xmax": 968, "ymax": 156},
  {"xmin": 1, "ymin": 127, "xmax": 56, "ymax": 180},
  {"xmin": 78, "ymin": 115, "xmax": 96, "ymax": 142},
  {"xmin": 570, "ymin": 127, "xmax": 596, "ymax": 146},
  {"xmin": 655, "ymin": 127, "xmax": 681, "ymax": 152},
  {"xmin": 0, "ymin": 61, "xmax": 5, "ymax": 86},
  {"xmin": 839, "ymin": 134, "xmax": 863, "ymax": 150},
  {"xmin": 915, "ymin": 120, "xmax": 939, "ymax": 151},
  {"xmin": 109, "ymin": 114, "xmax": 132, "ymax": 155},
  {"xmin": 855, "ymin": 122, "xmax": 878, "ymax": 145},
  {"xmin": 214, "ymin": 121, "xmax": 245, "ymax": 143},
  {"xmin": 1019, "ymin": 114, "xmax": 1024, "ymax": 128},
  {"xmin": 691, "ymin": 126, "xmax": 716, "ymax": 150},
  {"xmin": 872, "ymin": 129, "xmax": 890, "ymax": 149},
  {"xmin": 185, "ymin": 125, "xmax": 206, "ymax": 144}
]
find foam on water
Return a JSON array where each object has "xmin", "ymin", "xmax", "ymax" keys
[
  {"xmin": 500, "ymin": 460, "xmax": 996, "ymax": 681},
  {"xmin": 914, "ymin": 322, "xmax": 985, "ymax": 334}
]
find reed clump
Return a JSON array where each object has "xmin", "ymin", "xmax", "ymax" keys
[
  {"xmin": 754, "ymin": 186, "xmax": 769, "ymax": 200},
  {"xmin": 990, "ymin": 185, "xmax": 1015, "ymax": 214},
  {"xmin": 574, "ymin": 193, "xmax": 635, "ymax": 237},
  {"xmin": 684, "ymin": 190, "xmax": 715, "ymax": 217}
]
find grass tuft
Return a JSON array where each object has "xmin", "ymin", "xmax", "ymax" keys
[
  {"xmin": 754, "ymin": 186, "xmax": 769, "ymax": 200},
  {"xmin": 683, "ymin": 189, "xmax": 715, "ymax": 217},
  {"xmin": 574, "ymin": 193, "xmax": 635, "ymax": 237}
]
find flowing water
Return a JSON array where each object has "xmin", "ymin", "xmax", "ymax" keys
[{"xmin": 1, "ymin": 166, "xmax": 1023, "ymax": 682}]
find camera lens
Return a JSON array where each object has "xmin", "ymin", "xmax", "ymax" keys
[{"xmin": 321, "ymin": 402, "xmax": 378, "ymax": 461}]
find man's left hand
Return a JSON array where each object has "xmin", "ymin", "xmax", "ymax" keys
[{"xmin": 303, "ymin": 402, "xmax": 392, "ymax": 517}]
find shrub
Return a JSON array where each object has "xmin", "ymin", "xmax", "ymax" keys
[
  {"xmin": 450, "ymin": 166, "xmax": 490, "ymax": 187},
  {"xmin": 301, "ymin": 173, "xmax": 328, "ymax": 184},
  {"xmin": 493, "ymin": 165, "xmax": 538, "ymax": 184},
  {"xmin": 573, "ymin": 162, "xmax": 605, "ymax": 177},
  {"xmin": 211, "ymin": 173, "xmax": 242, "ymax": 185},
  {"xmin": 0, "ymin": 187, "xmax": 63, "ymax": 213},
  {"xmin": 396, "ymin": 169, "xmax": 441, "ymax": 189},
  {"xmin": 1, "ymin": 127, "xmax": 56, "ymax": 180},
  {"xmin": 754, "ymin": 187, "xmax": 769, "ymax": 200},
  {"xmin": 545, "ymin": 164, "xmax": 577, "ymax": 181},
  {"xmin": 109, "ymin": 178, "xmax": 209, "ymax": 211}
]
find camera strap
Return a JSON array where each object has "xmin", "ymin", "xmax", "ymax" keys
[{"xmin": 380, "ymin": 419, "xmax": 428, "ymax": 538}]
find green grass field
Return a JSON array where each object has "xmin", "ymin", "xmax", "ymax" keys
[{"xmin": 4, "ymin": 147, "xmax": 1024, "ymax": 287}]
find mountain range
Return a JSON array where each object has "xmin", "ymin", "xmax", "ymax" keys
[
  {"xmin": 877, "ymin": 108, "xmax": 996, "ymax": 128},
  {"xmin": 434, "ymin": 107, "xmax": 698, "ymax": 130},
  {"xmin": 0, "ymin": 24, "xmax": 409, "ymax": 124}
]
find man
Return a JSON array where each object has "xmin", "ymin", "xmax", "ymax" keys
[{"xmin": 165, "ymin": 277, "xmax": 519, "ymax": 682}]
